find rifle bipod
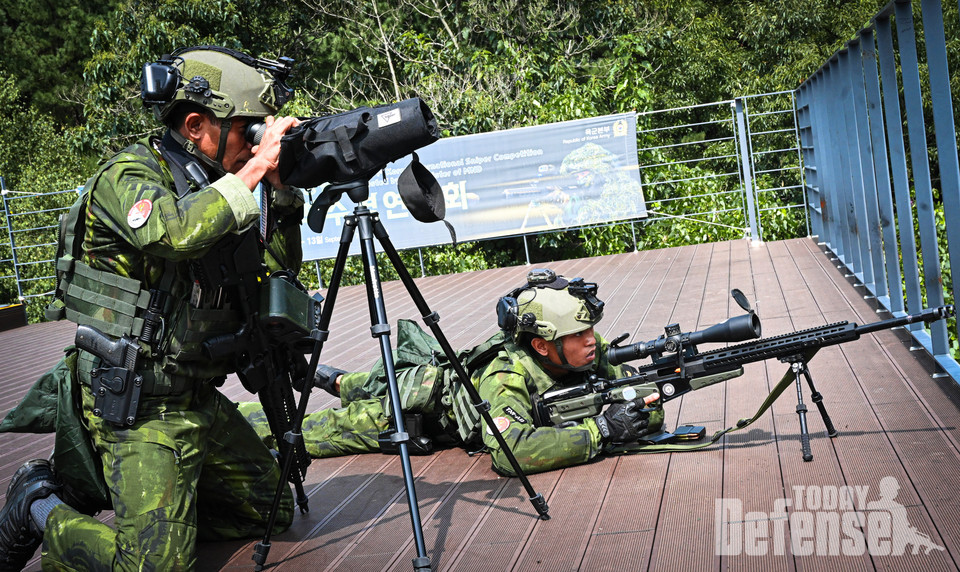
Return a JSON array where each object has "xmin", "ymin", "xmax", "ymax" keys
[
  {"xmin": 253, "ymin": 178, "xmax": 549, "ymax": 572},
  {"xmin": 780, "ymin": 353, "xmax": 838, "ymax": 462}
]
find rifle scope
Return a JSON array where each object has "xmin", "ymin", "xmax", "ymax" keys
[{"xmin": 608, "ymin": 312, "xmax": 762, "ymax": 366}]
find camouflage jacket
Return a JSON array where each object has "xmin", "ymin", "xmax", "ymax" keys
[
  {"xmin": 241, "ymin": 331, "xmax": 630, "ymax": 475},
  {"xmin": 81, "ymin": 134, "xmax": 303, "ymax": 378},
  {"xmin": 470, "ymin": 333, "xmax": 625, "ymax": 475}
]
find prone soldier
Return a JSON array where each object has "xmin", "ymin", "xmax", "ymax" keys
[{"xmin": 242, "ymin": 268, "xmax": 662, "ymax": 475}]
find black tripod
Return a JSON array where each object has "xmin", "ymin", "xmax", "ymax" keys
[
  {"xmin": 780, "ymin": 353, "xmax": 838, "ymax": 462},
  {"xmin": 254, "ymin": 178, "xmax": 549, "ymax": 571}
]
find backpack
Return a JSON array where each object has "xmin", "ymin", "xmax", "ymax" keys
[{"xmin": 359, "ymin": 319, "xmax": 508, "ymax": 444}]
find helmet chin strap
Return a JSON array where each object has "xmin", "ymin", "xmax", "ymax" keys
[
  {"xmin": 169, "ymin": 118, "xmax": 231, "ymax": 179},
  {"xmin": 534, "ymin": 338, "xmax": 593, "ymax": 373},
  {"xmin": 214, "ymin": 118, "xmax": 232, "ymax": 165}
]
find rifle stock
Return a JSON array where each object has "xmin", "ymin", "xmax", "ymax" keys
[{"xmin": 540, "ymin": 305, "xmax": 955, "ymax": 426}]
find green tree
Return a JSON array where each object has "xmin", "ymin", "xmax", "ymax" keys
[
  {"xmin": 641, "ymin": 0, "xmax": 885, "ymax": 108},
  {"xmin": 0, "ymin": 0, "xmax": 120, "ymax": 123},
  {"xmin": 0, "ymin": 72, "xmax": 89, "ymax": 318}
]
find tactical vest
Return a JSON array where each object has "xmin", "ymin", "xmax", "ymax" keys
[
  {"xmin": 443, "ymin": 331, "xmax": 516, "ymax": 445},
  {"xmin": 45, "ymin": 142, "xmax": 247, "ymax": 383},
  {"xmin": 45, "ymin": 150, "xmax": 158, "ymax": 341}
]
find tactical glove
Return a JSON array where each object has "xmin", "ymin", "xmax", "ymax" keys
[{"xmin": 594, "ymin": 399, "xmax": 652, "ymax": 445}]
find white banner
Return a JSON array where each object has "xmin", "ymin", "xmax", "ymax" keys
[{"xmin": 299, "ymin": 112, "xmax": 645, "ymax": 259}]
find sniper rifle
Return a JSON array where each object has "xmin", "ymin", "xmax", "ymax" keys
[{"xmin": 538, "ymin": 290, "xmax": 954, "ymax": 460}]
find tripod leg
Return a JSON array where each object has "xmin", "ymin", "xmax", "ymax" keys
[
  {"xmin": 355, "ymin": 210, "xmax": 432, "ymax": 571},
  {"xmin": 792, "ymin": 362, "xmax": 814, "ymax": 462},
  {"xmin": 253, "ymin": 216, "xmax": 358, "ymax": 571},
  {"xmin": 800, "ymin": 363, "xmax": 839, "ymax": 438},
  {"xmin": 370, "ymin": 215, "xmax": 550, "ymax": 520}
]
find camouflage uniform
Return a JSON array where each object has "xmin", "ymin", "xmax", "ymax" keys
[
  {"xmin": 469, "ymin": 333, "xmax": 623, "ymax": 475},
  {"xmin": 41, "ymin": 138, "xmax": 300, "ymax": 571},
  {"xmin": 241, "ymin": 332, "xmax": 629, "ymax": 476}
]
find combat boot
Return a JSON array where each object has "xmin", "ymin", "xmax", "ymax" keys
[{"xmin": 0, "ymin": 459, "xmax": 62, "ymax": 571}]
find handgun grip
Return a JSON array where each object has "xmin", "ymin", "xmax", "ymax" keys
[{"xmin": 76, "ymin": 324, "xmax": 138, "ymax": 369}]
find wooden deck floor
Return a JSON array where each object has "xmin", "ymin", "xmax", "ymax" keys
[{"xmin": 2, "ymin": 237, "xmax": 959, "ymax": 571}]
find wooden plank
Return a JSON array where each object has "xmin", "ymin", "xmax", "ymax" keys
[
  {"xmin": 6, "ymin": 239, "xmax": 960, "ymax": 571},
  {"xmin": 761, "ymin": 240, "xmax": 874, "ymax": 571},
  {"xmin": 441, "ymin": 470, "xmax": 563, "ymax": 571},
  {"xmin": 649, "ymin": 243, "xmax": 729, "ymax": 572},
  {"xmin": 790, "ymin": 238, "xmax": 960, "ymax": 568},
  {"xmin": 718, "ymin": 241, "xmax": 795, "ymax": 572}
]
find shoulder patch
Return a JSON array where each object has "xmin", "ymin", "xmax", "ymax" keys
[
  {"xmin": 503, "ymin": 406, "xmax": 528, "ymax": 425},
  {"xmin": 487, "ymin": 416, "xmax": 511, "ymax": 436},
  {"xmin": 127, "ymin": 199, "xmax": 153, "ymax": 229}
]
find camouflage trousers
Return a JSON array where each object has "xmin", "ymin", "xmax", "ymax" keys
[
  {"xmin": 240, "ymin": 364, "xmax": 455, "ymax": 459},
  {"xmin": 42, "ymin": 376, "xmax": 293, "ymax": 571}
]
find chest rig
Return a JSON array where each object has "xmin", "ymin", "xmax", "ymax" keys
[{"xmin": 45, "ymin": 138, "xmax": 240, "ymax": 425}]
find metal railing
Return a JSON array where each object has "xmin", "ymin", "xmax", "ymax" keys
[
  {"xmin": 0, "ymin": 94, "xmax": 809, "ymax": 319},
  {"xmin": 635, "ymin": 91, "xmax": 807, "ymax": 244},
  {"xmin": 0, "ymin": 185, "xmax": 78, "ymax": 306},
  {"xmin": 796, "ymin": 0, "xmax": 959, "ymax": 380}
]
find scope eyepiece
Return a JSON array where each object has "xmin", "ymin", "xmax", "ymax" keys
[{"xmin": 245, "ymin": 121, "xmax": 266, "ymax": 146}]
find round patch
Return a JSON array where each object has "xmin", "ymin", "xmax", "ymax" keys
[
  {"xmin": 127, "ymin": 199, "xmax": 153, "ymax": 229},
  {"xmin": 622, "ymin": 387, "xmax": 638, "ymax": 401},
  {"xmin": 486, "ymin": 416, "xmax": 511, "ymax": 436}
]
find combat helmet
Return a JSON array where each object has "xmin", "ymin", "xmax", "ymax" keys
[
  {"xmin": 140, "ymin": 45, "xmax": 294, "ymax": 175},
  {"xmin": 497, "ymin": 268, "xmax": 604, "ymax": 371}
]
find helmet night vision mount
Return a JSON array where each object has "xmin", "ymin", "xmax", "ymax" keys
[
  {"xmin": 140, "ymin": 45, "xmax": 295, "ymax": 121},
  {"xmin": 497, "ymin": 269, "xmax": 605, "ymax": 342}
]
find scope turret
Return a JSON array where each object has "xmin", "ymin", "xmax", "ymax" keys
[{"xmin": 607, "ymin": 312, "xmax": 761, "ymax": 366}]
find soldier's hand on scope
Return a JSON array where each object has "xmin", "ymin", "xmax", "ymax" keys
[
  {"xmin": 594, "ymin": 392, "xmax": 660, "ymax": 445},
  {"xmin": 250, "ymin": 115, "xmax": 300, "ymax": 189}
]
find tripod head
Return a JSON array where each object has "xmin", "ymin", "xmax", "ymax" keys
[
  {"xmin": 306, "ymin": 154, "xmax": 453, "ymax": 243},
  {"xmin": 306, "ymin": 178, "xmax": 372, "ymax": 233}
]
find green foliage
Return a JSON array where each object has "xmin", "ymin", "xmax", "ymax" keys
[
  {"xmin": 907, "ymin": 189, "xmax": 957, "ymax": 359},
  {"xmin": 0, "ymin": 0, "xmax": 119, "ymax": 122},
  {"xmin": 1, "ymin": 0, "xmax": 942, "ymax": 325},
  {"xmin": 641, "ymin": 0, "xmax": 885, "ymax": 108},
  {"xmin": 296, "ymin": 238, "xmax": 526, "ymax": 293},
  {"xmin": 0, "ymin": 72, "xmax": 88, "ymax": 320},
  {"xmin": 296, "ymin": 0, "xmax": 658, "ymax": 135}
]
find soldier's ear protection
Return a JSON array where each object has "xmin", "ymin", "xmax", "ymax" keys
[
  {"xmin": 496, "ymin": 268, "xmax": 563, "ymax": 333},
  {"xmin": 141, "ymin": 54, "xmax": 182, "ymax": 105},
  {"xmin": 139, "ymin": 46, "xmax": 295, "ymax": 109},
  {"xmin": 496, "ymin": 296, "xmax": 518, "ymax": 331},
  {"xmin": 496, "ymin": 296, "xmax": 540, "ymax": 332}
]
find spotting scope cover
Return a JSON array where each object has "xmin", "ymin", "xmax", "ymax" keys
[{"xmin": 276, "ymin": 98, "xmax": 439, "ymax": 188}]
